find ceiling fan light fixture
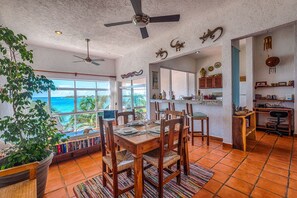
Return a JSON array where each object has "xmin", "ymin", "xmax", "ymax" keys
[
  {"xmin": 55, "ymin": 31, "xmax": 62, "ymax": 35},
  {"xmin": 132, "ymin": 14, "xmax": 150, "ymax": 27}
]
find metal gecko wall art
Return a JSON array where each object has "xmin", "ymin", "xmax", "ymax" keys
[
  {"xmin": 199, "ymin": 27, "xmax": 224, "ymax": 44},
  {"xmin": 170, "ymin": 39, "xmax": 185, "ymax": 51},
  {"xmin": 121, "ymin": 69, "xmax": 143, "ymax": 79},
  {"xmin": 155, "ymin": 48, "xmax": 168, "ymax": 60}
]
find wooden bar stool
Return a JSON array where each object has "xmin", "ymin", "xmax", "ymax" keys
[
  {"xmin": 154, "ymin": 102, "xmax": 167, "ymax": 120},
  {"xmin": 168, "ymin": 102, "xmax": 175, "ymax": 111},
  {"xmin": 186, "ymin": 103, "xmax": 209, "ymax": 146}
]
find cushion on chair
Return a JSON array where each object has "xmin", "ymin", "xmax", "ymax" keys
[
  {"xmin": 103, "ymin": 150, "xmax": 134, "ymax": 172},
  {"xmin": 190, "ymin": 112, "xmax": 208, "ymax": 118},
  {"xmin": 143, "ymin": 149, "xmax": 180, "ymax": 168}
]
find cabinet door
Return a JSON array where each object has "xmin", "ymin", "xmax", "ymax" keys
[
  {"xmin": 206, "ymin": 77, "xmax": 213, "ymax": 88},
  {"xmin": 199, "ymin": 78, "xmax": 206, "ymax": 89},
  {"xmin": 214, "ymin": 76, "xmax": 223, "ymax": 88}
]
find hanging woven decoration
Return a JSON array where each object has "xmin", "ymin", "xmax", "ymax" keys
[{"xmin": 263, "ymin": 35, "xmax": 280, "ymax": 74}]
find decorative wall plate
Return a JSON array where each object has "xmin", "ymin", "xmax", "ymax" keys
[
  {"xmin": 208, "ymin": 66, "xmax": 214, "ymax": 72},
  {"xmin": 214, "ymin": 62, "xmax": 221, "ymax": 68}
]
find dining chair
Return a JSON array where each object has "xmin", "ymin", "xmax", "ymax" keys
[
  {"xmin": 98, "ymin": 116, "xmax": 134, "ymax": 197},
  {"xmin": 154, "ymin": 102, "xmax": 168, "ymax": 120},
  {"xmin": 115, "ymin": 109, "xmax": 136, "ymax": 125},
  {"xmin": 143, "ymin": 117, "xmax": 184, "ymax": 198}
]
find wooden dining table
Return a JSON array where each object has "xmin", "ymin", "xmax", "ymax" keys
[{"xmin": 113, "ymin": 122, "xmax": 190, "ymax": 198}]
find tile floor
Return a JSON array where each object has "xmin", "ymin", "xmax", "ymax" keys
[{"xmin": 45, "ymin": 131, "xmax": 296, "ymax": 198}]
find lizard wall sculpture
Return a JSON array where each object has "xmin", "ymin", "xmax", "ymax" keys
[
  {"xmin": 199, "ymin": 27, "xmax": 223, "ymax": 44},
  {"xmin": 156, "ymin": 48, "xmax": 168, "ymax": 60},
  {"xmin": 170, "ymin": 39, "xmax": 185, "ymax": 52}
]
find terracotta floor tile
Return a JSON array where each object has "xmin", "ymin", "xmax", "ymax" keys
[
  {"xmin": 210, "ymin": 149, "xmax": 228, "ymax": 157},
  {"xmin": 58, "ymin": 160, "xmax": 77, "ymax": 169},
  {"xmin": 189, "ymin": 153, "xmax": 204, "ymax": 162},
  {"xmin": 217, "ymin": 185, "xmax": 248, "ymax": 198},
  {"xmin": 290, "ymin": 171, "xmax": 297, "ymax": 180},
  {"xmin": 241, "ymin": 158, "xmax": 265, "ymax": 170},
  {"xmin": 238, "ymin": 163, "xmax": 262, "ymax": 176},
  {"xmin": 260, "ymin": 170, "xmax": 288, "ymax": 186},
  {"xmin": 232, "ymin": 169, "xmax": 258, "ymax": 185},
  {"xmin": 59, "ymin": 164, "xmax": 81, "ymax": 176},
  {"xmin": 288, "ymin": 188, "xmax": 297, "ymax": 198},
  {"xmin": 251, "ymin": 187, "xmax": 282, "ymax": 198},
  {"xmin": 213, "ymin": 163, "xmax": 235, "ymax": 175},
  {"xmin": 225, "ymin": 153, "xmax": 245, "ymax": 162},
  {"xmin": 192, "ymin": 189, "xmax": 214, "ymax": 198},
  {"xmin": 212, "ymin": 170, "xmax": 230, "ymax": 183},
  {"xmin": 82, "ymin": 165, "xmax": 102, "ymax": 178},
  {"xmin": 45, "ymin": 176, "xmax": 65, "ymax": 194},
  {"xmin": 77, "ymin": 160, "xmax": 97, "ymax": 169},
  {"xmin": 63, "ymin": 170, "xmax": 85, "ymax": 186},
  {"xmin": 263, "ymin": 164, "xmax": 289, "ymax": 177},
  {"xmin": 197, "ymin": 157, "xmax": 217, "ymax": 168},
  {"xmin": 204, "ymin": 153, "xmax": 223, "ymax": 162},
  {"xmin": 203, "ymin": 179, "xmax": 222, "ymax": 193},
  {"xmin": 220, "ymin": 158, "xmax": 241, "ymax": 169},
  {"xmin": 225, "ymin": 176, "xmax": 253, "ymax": 195},
  {"xmin": 289, "ymin": 178, "xmax": 297, "ymax": 190},
  {"xmin": 256, "ymin": 177, "xmax": 287, "ymax": 197},
  {"xmin": 44, "ymin": 188, "xmax": 68, "ymax": 198}
]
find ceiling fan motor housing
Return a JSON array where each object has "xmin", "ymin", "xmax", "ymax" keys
[{"xmin": 132, "ymin": 14, "xmax": 150, "ymax": 27}]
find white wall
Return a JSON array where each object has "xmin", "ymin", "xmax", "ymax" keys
[{"xmin": 115, "ymin": 0, "xmax": 297, "ymax": 144}]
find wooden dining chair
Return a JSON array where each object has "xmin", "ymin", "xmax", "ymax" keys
[
  {"xmin": 98, "ymin": 116, "xmax": 134, "ymax": 197},
  {"xmin": 143, "ymin": 117, "xmax": 184, "ymax": 198},
  {"xmin": 0, "ymin": 162, "xmax": 39, "ymax": 198},
  {"xmin": 115, "ymin": 109, "xmax": 136, "ymax": 125}
]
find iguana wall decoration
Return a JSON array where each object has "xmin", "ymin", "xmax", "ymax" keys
[
  {"xmin": 156, "ymin": 48, "xmax": 168, "ymax": 60},
  {"xmin": 170, "ymin": 39, "xmax": 185, "ymax": 51},
  {"xmin": 199, "ymin": 27, "xmax": 223, "ymax": 44},
  {"xmin": 121, "ymin": 69, "xmax": 143, "ymax": 79}
]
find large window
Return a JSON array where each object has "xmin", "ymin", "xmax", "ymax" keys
[
  {"xmin": 160, "ymin": 68, "xmax": 196, "ymax": 99},
  {"xmin": 120, "ymin": 78, "xmax": 146, "ymax": 119},
  {"xmin": 32, "ymin": 79, "xmax": 112, "ymax": 132}
]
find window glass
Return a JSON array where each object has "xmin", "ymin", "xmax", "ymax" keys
[
  {"xmin": 122, "ymin": 81, "xmax": 131, "ymax": 87},
  {"xmin": 76, "ymin": 113, "xmax": 96, "ymax": 130},
  {"xmin": 97, "ymin": 90, "xmax": 111, "ymax": 110},
  {"xmin": 172, "ymin": 70, "xmax": 187, "ymax": 98},
  {"xmin": 97, "ymin": 81, "xmax": 110, "ymax": 89},
  {"xmin": 160, "ymin": 68, "xmax": 170, "ymax": 96},
  {"xmin": 189, "ymin": 73, "xmax": 196, "ymax": 96},
  {"xmin": 76, "ymin": 81, "xmax": 96, "ymax": 89},
  {"xmin": 52, "ymin": 80, "xmax": 74, "ymax": 88},
  {"xmin": 51, "ymin": 90, "xmax": 75, "ymax": 113},
  {"xmin": 56, "ymin": 115, "xmax": 74, "ymax": 132},
  {"xmin": 77, "ymin": 90, "xmax": 96, "ymax": 111},
  {"xmin": 122, "ymin": 88, "xmax": 132, "ymax": 111}
]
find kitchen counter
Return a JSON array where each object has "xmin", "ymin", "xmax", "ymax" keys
[{"xmin": 150, "ymin": 99, "xmax": 222, "ymax": 106}]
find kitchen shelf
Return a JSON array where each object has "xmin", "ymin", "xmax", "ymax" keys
[
  {"xmin": 255, "ymin": 85, "xmax": 294, "ymax": 89},
  {"xmin": 253, "ymin": 99, "xmax": 294, "ymax": 103}
]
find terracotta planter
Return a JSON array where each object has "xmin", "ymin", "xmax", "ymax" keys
[{"xmin": 0, "ymin": 152, "xmax": 53, "ymax": 198}]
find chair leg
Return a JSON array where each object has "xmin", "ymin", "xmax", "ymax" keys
[
  {"xmin": 176, "ymin": 160, "xmax": 181, "ymax": 185},
  {"xmin": 206, "ymin": 117, "xmax": 210, "ymax": 146},
  {"xmin": 201, "ymin": 119, "xmax": 204, "ymax": 142},
  {"xmin": 102, "ymin": 162, "xmax": 107, "ymax": 187},
  {"xmin": 191, "ymin": 118, "xmax": 194, "ymax": 146},
  {"xmin": 113, "ymin": 172, "xmax": 119, "ymax": 198},
  {"xmin": 127, "ymin": 168, "xmax": 132, "ymax": 177},
  {"xmin": 158, "ymin": 166, "xmax": 163, "ymax": 198}
]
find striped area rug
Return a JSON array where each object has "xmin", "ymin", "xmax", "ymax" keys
[{"xmin": 74, "ymin": 163, "xmax": 213, "ymax": 198}]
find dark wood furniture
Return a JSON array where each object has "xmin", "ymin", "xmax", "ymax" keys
[
  {"xmin": 98, "ymin": 116, "xmax": 134, "ymax": 198},
  {"xmin": 232, "ymin": 111, "xmax": 256, "ymax": 152},
  {"xmin": 199, "ymin": 75, "xmax": 222, "ymax": 89},
  {"xmin": 0, "ymin": 162, "xmax": 39, "ymax": 198},
  {"xmin": 113, "ymin": 123, "xmax": 190, "ymax": 198},
  {"xmin": 154, "ymin": 101, "xmax": 167, "ymax": 120},
  {"xmin": 168, "ymin": 102, "xmax": 175, "ymax": 111},
  {"xmin": 115, "ymin": 109, "xmax": 136, "ymax": 125},
  {"xmin": 143, "ymin": 118, "xmax": 184, "ymax": 198},
  {"xmin": 253, "ymin": 107, "xmax": 294, "ymax": 135},
  {"xmin": 186, "ymin": 103, "xmax": 209, "ymax": 146}
]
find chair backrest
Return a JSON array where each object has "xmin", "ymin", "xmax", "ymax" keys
[
  {"xmin": 168, "ymin": 102, "xmax": 175, "ymax": 111},
  {"xmin": 115, "ymin": 109, "xmax": 136, "ymax": 125},
  {"xmin": 154, "ymin": 102, "xmax": 160, "ymax": 112},
  {"xmin": 160, "ymin": 117, "xmax": 184, "ymax": 160},
  {"xmin": 270, "ymin": 111, "xmax": 288, "ymax": 118},
  {"xmin": 0, "ymin": 162, "xmax": 39, "ymax": 180},
  {"xmin": 186, "ymin": 103, "xmax": 193, "ymax": 116},
  {"xmin": 165, "ymin": 110, "xmax": 185, "ymax": 120},
  {"xmin": 98, "ymin": 116, "xmax": 117, "ymax": 171}
]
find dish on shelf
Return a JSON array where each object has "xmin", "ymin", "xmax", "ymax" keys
[
  {"xmin": 182, "ymin": 96, "xmax": 193, "ymax": 100},
  {"xmin": 208, "ymin": 66, "xmax": 214, "ymax": 72},
  {"xmin": 214, "ymin": 62, "xmax": 221, "ymax": 68}
]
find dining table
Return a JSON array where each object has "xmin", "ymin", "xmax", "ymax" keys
[{"xmin": 113, "ymin": 121, "xmax": 190, "ymax": 198}]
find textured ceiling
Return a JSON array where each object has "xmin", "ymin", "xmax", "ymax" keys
[{"xmin": 0, "ymin": 0, "xmax": 230, "ymax": 59}]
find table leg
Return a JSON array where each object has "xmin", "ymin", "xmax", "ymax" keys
[
  {"xmin": 133, "ymin": 154, "xmax": 143, "ymax": 198},
  {"xmin": 183, "ymin": 136, "xmax": 190, "ymax": 175}
]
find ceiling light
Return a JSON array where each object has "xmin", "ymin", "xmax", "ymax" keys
[
  {"xmin": 195, "ymin": 51, "xmax": 200, "ymax": 54},
  {"xmin": 55, "ymin": 31, "xmax": 62, "ymax": 35}
]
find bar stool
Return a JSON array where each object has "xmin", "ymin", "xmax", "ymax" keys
[
  {"xmin": 154, "ymin": 102, "xmax": 167, "ymax": 120},
  {"xmin": 168, "ymin": 102, "xmax": 175, "ymax": 111},
  {"xmin": 186, "ymin": 103, "xmax": 209, "ymax": 146}
]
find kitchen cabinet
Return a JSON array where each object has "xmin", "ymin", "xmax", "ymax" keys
[{"xmin": 199, "ymin": 75, "xmax": 222, "ymax": 89}]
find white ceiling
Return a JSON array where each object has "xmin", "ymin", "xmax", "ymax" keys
[
  {"xmin": 188, "ymin": 45, "xmax": 222, "ymax": 59},
  {"xmin": 0, "ymin": 0, "xmax": 232, "ymax": 59}
]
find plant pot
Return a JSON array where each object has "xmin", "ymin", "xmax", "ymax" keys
[{"xmin": 0, "ymin": 152, "xmax": 53, "ymax": 198}]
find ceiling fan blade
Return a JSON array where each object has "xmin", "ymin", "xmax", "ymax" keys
[
  {"xmin": 140, "ymin": 27, "xmax": 149, "ymax": 39},
  {"xmin": 91, "ymin": 59, "xmax": 105, "ymax": 61},
  {"xmin": 104, "ymin": 20, "xmax": 132, "ymax": 27},
  {"xmin": 91, "ymin": 61, "xmax": 100, "ymax": 66},
  {"xmin": 73, "ymin": 55, "xmax": 85, "ymax": 60},
  {"xmin": 150, "ymin": 14, "xmax": 180, "ymax": 23},
  {"xmin": 73, "ymin": 60, "xmax": 85, "ymax": 63},
  {"xmin": 130, "ymin": 0, "xmax": 142, "ymax": 15}
]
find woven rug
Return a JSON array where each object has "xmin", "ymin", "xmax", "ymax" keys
[{"xmin": 74, "ymin": 163, "xmax": 213, "ymax": 198}]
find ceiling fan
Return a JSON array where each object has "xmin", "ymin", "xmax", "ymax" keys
[
  {"xmin": 104, "ymin": 0, "xmax": 180, "ymax": 39},
  {"xmin": 73, "ymin": 39, "xmax": 104, "ymax": 66}
]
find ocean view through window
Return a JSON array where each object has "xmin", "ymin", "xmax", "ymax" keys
[{"xmin": 32, "ymin": 79, "xmax": 112, "ymax": 133}]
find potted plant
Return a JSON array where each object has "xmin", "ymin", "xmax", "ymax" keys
[{"xmin": 0, "ymin": 26, "xmax": 63, "ymax": 197}]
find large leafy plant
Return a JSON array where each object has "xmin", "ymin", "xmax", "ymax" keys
[{"xmin": 0, "ymin": 26, "xmax": 63, "ymax": 169}]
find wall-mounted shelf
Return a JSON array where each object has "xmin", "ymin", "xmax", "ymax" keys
[
  {"xmin": 255, "ymin": 85, "xmax": 294, "ymax": 89},
  {"xmin": 253, "ymin": 99, "xmax": 294, "ymax": 103}
]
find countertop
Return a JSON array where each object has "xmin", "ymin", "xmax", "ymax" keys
[{"xmin": 150, "ymin": 99, "xmax": 222, "ymax": 106}]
